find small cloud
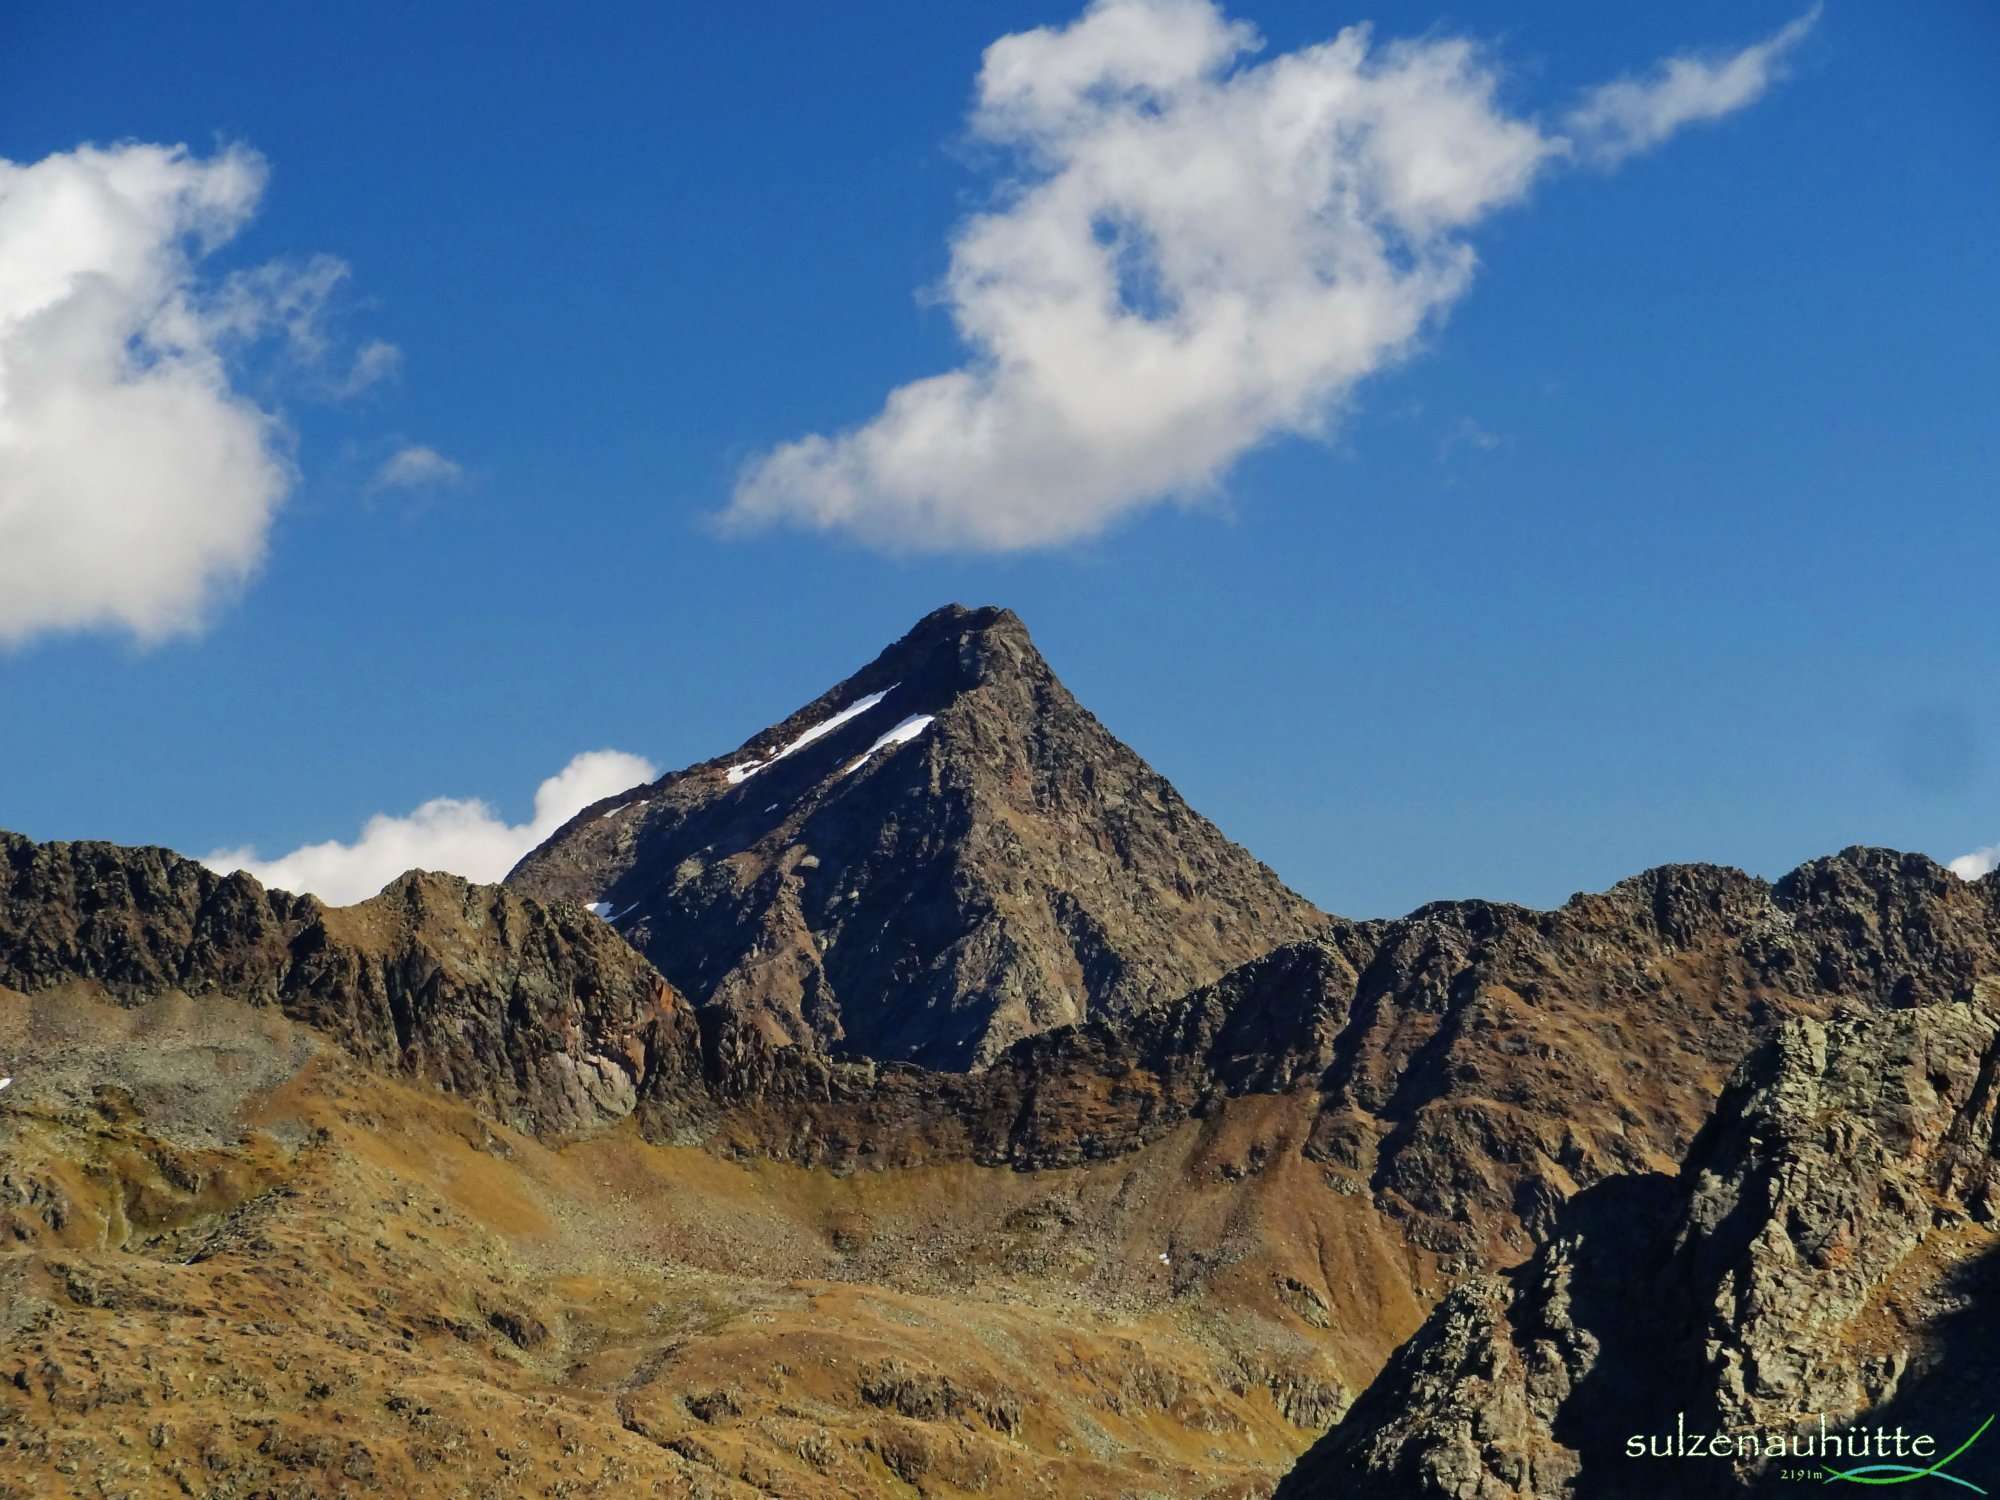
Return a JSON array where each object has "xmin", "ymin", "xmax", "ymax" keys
[
  {"xmin": 205, "ymin": 748, "xmax": 658, "ymax": 906},
  {"xmin": 332, "ymin": 338, "xmax": 402, "ymax": 398},
  {"xmin": 1949, "ymin": 845, "xmax": 1999, "ymax": 881},
  {"xmin": 1566, "ymin": 7, "xmax": 1819, "ymax": 166},
  {"xmin": 370, "ymin": 444, "xmax": 463, "ymax": 492}
]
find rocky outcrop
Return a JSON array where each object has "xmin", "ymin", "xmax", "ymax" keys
[
  {"xmin": 1280, "ymin": 998, "xmax": 2000, "ymax": 1497},
  {"xmin": 0, "ymin": 832, "xmax": 706, "ymax": 1136},
  {"xmin": 506, "ymin": 604, "xmax": 1326, "ymax": 1068},
  {"xmin": 1278, "ymin": 1268, "xmax": 1585, "ymax": 1499}
]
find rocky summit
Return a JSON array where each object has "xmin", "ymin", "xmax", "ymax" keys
[
  {"xmin": 5, "ymin": 609, "xmax": 2000, "ymax": 1498},
  {"xmin": 506, "ymin": 604, "xmax": 1325, "ymax": 1069}
]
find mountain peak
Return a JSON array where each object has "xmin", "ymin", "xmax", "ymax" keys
[
  {"xmin": 508, "ymin": 606, "xmax": 1324, "ymax": 1069},
  {"xmin": 904, "ymin": 600, "xmax": 1022, "ymax": 636},
  {"xmin": 714, "ymin": 603, "xmax": 1041, "ymax": 780}
]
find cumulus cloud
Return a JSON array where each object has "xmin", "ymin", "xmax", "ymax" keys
[
  {"xmin": 1949, "ymin": 845, "xmax": 1999, "ymax": 881},
  {"xmin": 370, "ymin": 444, "xmax": 463, "ymax": 491},
  {"xmin": 0, "ymin": 141, "xmax": 371, "ymax": 646},
  {"xmin": 725, "ymin": 1, "xmax": 1815, "ymax": 552},
  {"xmin": 1566, "ymin": 6, "xmax": 1818, "ymax": 165},
  {"xmin": 204, "ymin": 749, "xmax": 658, "ymax": 906}
]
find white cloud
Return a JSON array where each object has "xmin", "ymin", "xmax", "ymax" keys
[
  {"xmin": 0, "ymin": 141, "xmax": 370, "ymax": 646},
  {"xmin": 1949, "ymin": 845, "xmax": 1999, "ymax": 881},
  {"xmin": 1566, "ymin": 7, "xmax": 1818, "ymax": 166},
  {"xmin": 204, "ymin": 748, "xmax": 658, "ymax": 906},
  {"xmin": 370, "ymin": 444, "xmax": 463, "ymax": 491},
  {"xmin": 334, "ymin": 338, "xmax": 402, "ymax": 397},
  {"xmin": 725, "ymin": 1, "xmax": 1815, "ymax": 552}
]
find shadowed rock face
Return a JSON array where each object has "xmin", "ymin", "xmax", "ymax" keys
[
  {"xmin": 1279, "ymin": 998, "xmax": 2000, "ymax": 1499},
  {"xmin": 505, "ymin": 604, "xmax": 1326, "ymax": 1069}
]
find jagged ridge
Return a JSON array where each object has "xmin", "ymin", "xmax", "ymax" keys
[
  {"xmin": 10, "ymin": 827, "xmax": 2000, "ymax": 1267},
  {"xmin": 0, "ymin": 831, "xmax": 704, "ymax": 1136}
]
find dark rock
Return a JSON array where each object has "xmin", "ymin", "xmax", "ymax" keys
[{"xmin": 506, "ymin": 604, "xmax": 1326, "ymax": 1069}]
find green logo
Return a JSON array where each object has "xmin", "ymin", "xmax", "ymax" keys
[{"xmin": 1824, "ymin": 1415, "xmax": 1993, "ymax": 1493}]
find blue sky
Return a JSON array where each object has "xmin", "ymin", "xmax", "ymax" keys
[{"xmin": 4, "ymin": 1, "xmax": 1997, "ymax": 918}]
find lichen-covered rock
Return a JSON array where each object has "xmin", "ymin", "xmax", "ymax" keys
[
  {"xmin": 1281, "ymin": 999, "xmax": 2000, "ymax": 1498},
  {"xmin": 1674, "ymin": 1003, "xmax": 2000, "ymax": 1439}
]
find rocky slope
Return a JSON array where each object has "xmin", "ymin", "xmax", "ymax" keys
[
  {"xmin": 1279, "ymin": 996, "xmax": 2000, "ymax": 1497},
  {"xmin": 11, "ymin": 829, "xmax": 2000, "ymax": 1268},
  {"xmin": 505, "ymin": 604, "xmax": 1326, "ymax": 1068},
  {"xmin": 1279, "ymin": 851, "xmax": 2000, "ymax": 1261},
  {"xmin": 8, "ymin": 711, "xmax": 2000, "ymax": 1497},
  {"xmin": 0, "ymin": 831, "xmax": 707, "ymax": 1137},
  {"xmin": 0, "ymin": 984, "xmax": 1393, "ymax": 1500},
  {"xmin": 11, "ymin": 845, "xmax": 1998, "ymax": 1498}
]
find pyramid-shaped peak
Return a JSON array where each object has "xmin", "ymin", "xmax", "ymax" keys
[
  {"xmin": 710, "ymin": 605, "xmax": 1049, "ymax": 779},
  {"xmin": 507, "ymin": 604, "xmax": 1323, "ymax": 1069},
  {"xmin": 894, "ymin": 602, "xmax": 1035, "ymax": 660}
]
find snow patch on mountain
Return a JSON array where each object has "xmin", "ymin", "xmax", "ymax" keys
[
  {"xmin": 727, "ymin": 686, "xmax": 896, "ymax": 784},
  {"xmin": 842, "ymin": 714, "xmax": 935, "ymax": 775}
]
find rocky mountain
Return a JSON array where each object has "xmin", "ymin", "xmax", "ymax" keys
[
  {"xmin": 505, "ymin": 604, "xmax": 1326, "ymax": 1068},
  {"xmin": 11, "ymin": 828, "xmax": 2000, "ymax": 1257},
  {"xmin": 7, "ymin": 609, "xmax": 2000, "ymax": 1497},
  {"xmin": 0, "ymin": 837, "xmax": 1390, "ymax": 1500},
  {"xmin": 9, "ymin": 833, "xmax": 1999, "ymax": 1497},
  {"xmin": 1275, "ymin": 850, "xmax": 2000, "ymax": 1260},
  {"xmin": 1281, "ymin": 995, "xmax": 2000, "ymax": 1497}
]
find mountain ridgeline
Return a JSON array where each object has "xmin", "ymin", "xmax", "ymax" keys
[{"xmin": 5, "ymin": 604, "xmax": 2000, "ymax": 1498}]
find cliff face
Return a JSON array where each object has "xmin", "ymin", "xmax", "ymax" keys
[
  {"xmin": 506, "ymin": 604, "xmax": 1326, "ymax": 1068},
  {"xmin": 1280, "ymin": 997, "xmax": 2000, "ymax": 1498},
  {"xmin": 0, "ymin": 831, "xmax": 705, "ymax": 1137}
]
